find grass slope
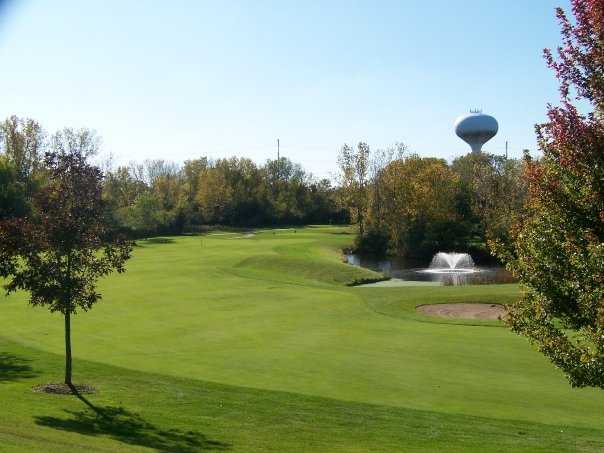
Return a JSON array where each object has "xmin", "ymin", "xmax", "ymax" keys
[
  {"xmin": 1, "ymin": 225, "xmax": 604, "ymax": 451},
  {"xmin": 3, "ymin": 340, "xmax": 604, "ymax": 452}
]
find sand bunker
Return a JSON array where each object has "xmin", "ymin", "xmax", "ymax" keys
[{"xmin": 416, "ymin": 303, "xmax": 506, "ymax": 320}]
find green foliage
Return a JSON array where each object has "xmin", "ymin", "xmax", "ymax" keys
[
  {"xmin": 347, "ymin": 149, "xmax": 527, "ymax": 259},
  {"xmin": 0, "ymin": 116, "xmax": 46, "ymax": 216},
  {"xmin": 0, "ymin": 115, "xmax": 44, "ymax": 185},
  {"xmin": 0, "ymin": 115, "xmax": 345, "ymax": 238},
  {"xmin": 0, "ymin": 156, "xmax": 28, "ymax": 219},
  {"xmin": 336, "ymin": 142, "xmax": 370, "ymax": 234},
  {"xmin": 118, "ymin": 192, "xmax": 172, "ymax": 236},
  {"xmin": 353, "ymin": 224, "xmax": 390, "ymax": 255},
  {"xmin": 452, "ymin": 153, "xmax": 526, "ymax": 244},
  {"xmin": 103, "ymin": 155, "xmax": 345, "ymax": 236},
  {"xmin": 360, "ymin": 154, "xmax": 465, "ymax": 257}
]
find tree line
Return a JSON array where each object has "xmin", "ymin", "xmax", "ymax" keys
[
  {"xmin": 0, "ymin": 114, "xmax": 528, "ymax": 258},
  {"xmin": 337, "ymin": 142, "xmax": 527, "ymax": 260},
  {"xmin": 0, "ymin": 116, "xmax": 348, "ymax": 235}
]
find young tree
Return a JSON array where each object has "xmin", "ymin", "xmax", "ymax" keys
[
  {"xmin": 368, "ymin": 142, "xmax": 407, "ymax": 230},
  {"xmin": 0, "ymin": 115, "xmax": 45, "ymax": 198},
  {"xmin": 0, "ymin": 148, "xmax": 132, "ymax": 387},
  {"xmin": 493, "ymin": 0, "xmax": 604, "ymax": 388},
  {"xmin": 0, "ymin": 116, "xmax": 45, "ymax": 179},
  {"xmin": 337, "ymin": 143, "xmax": 370, "ymax": 235}
]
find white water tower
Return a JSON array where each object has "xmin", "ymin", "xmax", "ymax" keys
[{"xmin": 454, "ymin": 110, "xmax": 498, "ymax": 154}]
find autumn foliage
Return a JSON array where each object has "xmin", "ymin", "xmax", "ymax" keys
[{"xmin": 493, "ymin": 0, "xmax": 604, "ymax": 388}]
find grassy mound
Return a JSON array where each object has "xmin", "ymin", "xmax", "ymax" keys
[{"xmin": 234, "ymin": 253, "xmax": 381, "ymax": 287}]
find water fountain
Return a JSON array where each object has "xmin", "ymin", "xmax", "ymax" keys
[
  {"xmin": 346, "ymin": 250, "xmax": 514, "ymax": 286},
  {"xmin": 421, "ymin": 252, "xmax": 477, "ymax": 274}
]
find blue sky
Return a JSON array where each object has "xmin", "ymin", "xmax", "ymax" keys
[{"xmin": 0, "ymin": 0, "xmax": 571, "ymax": 178}]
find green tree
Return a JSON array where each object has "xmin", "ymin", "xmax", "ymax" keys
[
  {"xmin": 179, "ymin": 158, "xmax": 209, "ymax": 226},
  {"xmin": 0, "ymin": 156, "xmax": 28, "ymax": 219},
  {"xmin": 196, "ymin": 164, "xmax": 234, "ymax": 224},
  {"xmin": 493, "ymin": 0, "xmax": 604, "ymax": 388},
  {"xmin": 103, "ymin": 166, "xmax": 148, "ymax": 209},
  {"xmin": 367, "ymin": 143, "xmax": 407, "ymax": 231},
  {"xmin": 0, "ymin": 115, "xmax": 45, "ymax": 199},
  {"xmin": 0, "ymin": 116, "xmax": 45, "ymax": 179},
  {"xmin": 120, "ymin": 192, "xmax": 170, "ymax": 236},
  {"xmin": 377, "ymin": 155, "xmax": 460, "ymax": 257},
  {"xmin": 0, "ymin": 148, "xmax": 132, "ymax": 387},
  {"xmin": 337, "ymin": 143, "xmax": 370, "ymax": 235},
  {"xmin": 451, "ymin": 153, "xmax": 526, "ymax": 243},
  {"xmin": 265, "ymin": 157, "xmax": 307, "ymax": 224}
]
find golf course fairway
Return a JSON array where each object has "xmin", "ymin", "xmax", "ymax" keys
[{"xmin": 1, "ymin": 226, "xmax": 603, "ymax": 452}]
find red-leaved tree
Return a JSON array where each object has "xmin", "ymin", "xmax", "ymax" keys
[
  {"xmin": 0, "ymin": 148, "xmax": 131, "ymax": 388},
  {"xmin": 493, "ymin": 0, "xmax": 604, "ymax": 388}
]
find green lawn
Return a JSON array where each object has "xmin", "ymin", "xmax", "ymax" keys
[{"xmin": 1, "ymin": 226, "xmax": 603, "ymax": 451}]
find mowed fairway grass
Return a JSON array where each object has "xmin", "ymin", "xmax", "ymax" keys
[{"xmin": 1, "ymin": 226, "xmax": 604, "ymax": 452}]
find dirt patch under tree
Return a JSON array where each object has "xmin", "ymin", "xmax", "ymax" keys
[{"xmin": 33, "ymin": 383, "xmax": 96, "ymax": 395}]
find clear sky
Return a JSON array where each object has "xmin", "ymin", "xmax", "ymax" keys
[{"xmin": 0, "ymin": 0, "xmax": 571, "ymax": 178}]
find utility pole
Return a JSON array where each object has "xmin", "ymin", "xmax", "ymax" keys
[
  {"xmin": 505, "ymin": 141, "xmax": 508, "ymax": 159},
  {"xmin": 276, "ymin": 138, "xmax": 281, "ymax": 181}
]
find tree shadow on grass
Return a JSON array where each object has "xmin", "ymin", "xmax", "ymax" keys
[
  {"xmin": 34, "ymin": 388, "xmax": 230, "ymax": 452},
  {"xmin": 0, "ymin": 352, "xmax": 39, "ymax": 382},
  {"xmin": 133, "ymin": 237, "xmax": 176, "ymax": 248}
]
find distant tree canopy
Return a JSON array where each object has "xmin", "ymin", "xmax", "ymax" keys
[
  {"xmin": 1, "ymin": 113, "xmax": 528, "ymax": 263},
  {"xmin": 493, "ymin": 0, "xmax": 604, "ymax": 389},
  {"xmin": 0, "ymin": 116, "xmax": 45, "ymax": 218},
  {"xmin": 0, "ymin": 118, "xmax": 348, "ymax": 238},
  {"xmin": 452, "ymin": 153, "xmax": 526, "ymax": 245},
  {"xmin": 373, "ymin": 156, "xmax": 461, "ymax": 257},
  {"xmin": 104, "ymin": 155, "xmax": 346, "ymax": 234},
  {"xmin": 0, "ymin": 115, "xmax": 44, "ymax": 186},
  {"xmin": 336, "ymin": 142, "xmax": 527, "ymax": 259}
]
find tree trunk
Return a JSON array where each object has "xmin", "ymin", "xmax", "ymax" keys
[
  {"xmin": 358, "ymin": 208, "xmax": 365, "ymax": 237},
  {"xmin": 64, "ymin": 311, "xmax": 72, "ymax": 386}
]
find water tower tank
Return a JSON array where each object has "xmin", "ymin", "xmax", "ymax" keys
[{"xmin": 454, "ymin": 111, "xmax": 498, "ymax": 154}]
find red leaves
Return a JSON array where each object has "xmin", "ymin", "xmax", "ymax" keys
[
  {"xmin": 0, "ymin": 149, "xmax": 132, "ymax": 314},
  {"xmin": 546, "ymin": 0, "xmax": 604, "ymax": 106},
  {"xmin": 495, "ymin": 0, "xmax": 604, "ymax": 388}
]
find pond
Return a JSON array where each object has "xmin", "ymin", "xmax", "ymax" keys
[{"xmin": 346, "ymin": 254, "xmax": 516, "ymax": 286}]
